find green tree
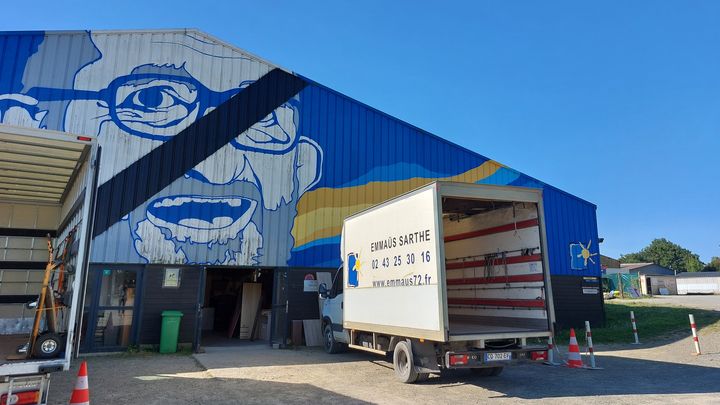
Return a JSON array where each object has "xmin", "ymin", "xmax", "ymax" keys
[
  {"xmin": 702, "ymin": 257, "xmax": 720, "ymax": 272},
  {"xmin": 619, "ymin": 238, "xmax": 705, "ymax": 273}
]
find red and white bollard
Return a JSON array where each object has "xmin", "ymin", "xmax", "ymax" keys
[
  {"xmin": 689, "ymin": 314, "xmax": 701, "ymax": 355},
  {"xmin": 544, "ymin": 336, "xmax": 562, "ymax": 366},
  {"xmin": 585, "ymin": 321, "xmax": 602, "ymax": 369},
  {"xmin": 630, "ymin": 311, "xmax": 640, "ymax": 344}
]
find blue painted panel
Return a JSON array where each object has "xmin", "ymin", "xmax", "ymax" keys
[{"xmin": 543, "ymin": 187, "xmax": 601, "ymax": 277}]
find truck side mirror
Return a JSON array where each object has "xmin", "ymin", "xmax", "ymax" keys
[{"xmin": 318, "ymin": 283, "xmax": 329, "ymax": 299}]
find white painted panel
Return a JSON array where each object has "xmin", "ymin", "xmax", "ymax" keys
[
  {"xmin": 448, "ymin": 284, "xmax": 544, "ymax": 300},
  {"xmin": 677, "ymin": 278, "xmax": 720, "ymax": 294},
  {"xmin": 444, "ymin": 228, "xmax": 541, "ymax": 260},
  {"xmin": 449, "ymin": 307, "xmax": 548, "ymax": 319},
  {"xmin": 343, "ymin": 187, "xmax": 442, "ymax": 336},
  {"xmin": 345, "ymin": 285, "xmax": 441, "ymax": 331},
  {"xmin": 446, "ymin": 262, "xmax": 542, "ymax": 280},
  {"xmin": 443, "ymin": 204, "xmax": 537, "ymax": 235}
]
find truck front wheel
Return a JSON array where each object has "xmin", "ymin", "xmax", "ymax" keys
[
  {"xmin": 323, "ymin": 324, "xmax": 345, "ymax": 354},
  {"xmin": 393, "ymin": 341, "xmax": 419, "ymax": 383}
]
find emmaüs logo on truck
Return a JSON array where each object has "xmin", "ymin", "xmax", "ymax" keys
[
  {"xmin": 370, "ymin": 229, "xmax": 431, "ymax": 252},
  {"xmin": 347, "ymin": 252, "xmax": 361, "ymax": 287}
]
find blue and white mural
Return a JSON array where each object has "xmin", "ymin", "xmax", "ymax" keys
[
  {"xmin": 0, "ymin": 31, "xmax": 322, "ymax": 266},
  {"xmin": 0, "ymin": 30, "xmax": 600, "ymax": 276}
]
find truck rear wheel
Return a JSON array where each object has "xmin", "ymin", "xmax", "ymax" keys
[
  {"xmin": 393, "ymin": 341, "xmax": 419, "ymax": 383},
  {"xmin": 323, "ymin": 324, "xmax": 344, "ymax": 354}
]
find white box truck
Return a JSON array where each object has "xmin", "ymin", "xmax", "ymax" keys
[
  {"xmin": 0, "ymin": 125, "xmax": 97, "ymax": 404},
  {"xmin": 319, "ymin": 181, "xmax": 555, "ymax": 382}
]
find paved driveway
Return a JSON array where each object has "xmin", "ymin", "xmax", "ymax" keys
[
  {"xmin": 190, "ymin": 333, "xmax": 720, "ymax": 404},
  {"xmin": 47, "ymin": 298, "xmax": 720, "ymax": 404},
  {"xmin": 619, "ymin": 295, "xmax": 720, "ymax": 311}
]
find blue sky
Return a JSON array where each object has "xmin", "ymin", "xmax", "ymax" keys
[{"xmin": 5, "ymin": 1, "xmax": 719, "ymax": 261}]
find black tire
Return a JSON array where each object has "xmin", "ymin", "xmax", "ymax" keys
[
  {"xmin": 393, "ymin": 341, "xmax": 419, "ymax": 383},
  {"xmin": 33, "ymin": 333, "xmax": 64, "ymax": 359},
  {"xmin": 323, "ymin": 324, "xmax": 344, "ymax": 354}
]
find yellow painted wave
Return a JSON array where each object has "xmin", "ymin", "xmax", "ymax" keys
[{"xmin": 292, "ymin": 160, "xmax": 504, "ymax": 248}]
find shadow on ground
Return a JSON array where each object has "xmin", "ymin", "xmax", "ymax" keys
[
  {"xmin": 195, "ymin": 342, "xmax": 720, "ymax": 401},
  {"xmin": 196, "ymin": 344, "xmax": 371, "ymax": 368},
  {"xmin": 420, "ymin": 354, "xmax": 720, "ymax": 399},
  {"xmin": 48, "ymin": 352, "xmax": 370, "ymax": 405}
]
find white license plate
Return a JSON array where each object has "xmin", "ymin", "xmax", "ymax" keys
[{"xmin": 485, "ymin": 352, "xmax": 512, "ymax": 362}]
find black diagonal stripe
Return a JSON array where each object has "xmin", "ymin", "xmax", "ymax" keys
[{"xmin": 92, "ymin": 68, "xmax": 307, "ymax": 238}]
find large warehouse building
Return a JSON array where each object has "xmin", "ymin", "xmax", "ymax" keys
[{"xmin": 0, "ymin": 29, "xmax": 603, "ymax": 352}]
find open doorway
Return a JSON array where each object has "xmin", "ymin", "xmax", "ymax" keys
[{"xmin": 201, "ymin": 268, "xmax": 274, "ymax": 347}]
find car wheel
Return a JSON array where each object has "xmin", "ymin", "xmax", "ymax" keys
[{"xmin": 323, "ymin": 324, "xmax": 343, "ymax": 354}]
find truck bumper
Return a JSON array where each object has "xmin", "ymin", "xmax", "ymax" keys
[{"xmin": 444, "ymin": 347, "xmax": 548, "ymax": 368}]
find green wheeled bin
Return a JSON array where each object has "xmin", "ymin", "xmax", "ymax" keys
[{"xmin": 159, "ymin": 310, "xmax": 184, "ymax": 353}]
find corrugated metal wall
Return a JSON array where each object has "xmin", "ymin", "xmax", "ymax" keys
[
  {"xmin": 543, "ymin": 186, "xmax": 601, "ymax": 277},
  {"xmin": 288, "ymin": 81, "xmax": 600, "ymax": 277},
  {"xmin": 0, "ymin": 30, "xmax": 600, "ymax": 277}
]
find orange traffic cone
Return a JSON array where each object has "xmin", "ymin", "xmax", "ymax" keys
[
  {"xmin": 69, "ymin": 361, "xmax": 90, "ymax": 405},
  {"xmin": 566, "ymin": 328, "xmax": 584, "ymax": 368}
]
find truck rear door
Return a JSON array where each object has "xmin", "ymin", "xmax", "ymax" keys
[{"xmin": 341, "ymin": 184, "xmax": 446, "ymax": 342}]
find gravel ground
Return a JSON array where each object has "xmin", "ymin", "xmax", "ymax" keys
[
  {"xmin": 47, "ymin": 295, "xmax": 720, "ymax": 404},
  {"xmin": 47, "ymin": 332, "xmax": 720, "ymax": 404}
]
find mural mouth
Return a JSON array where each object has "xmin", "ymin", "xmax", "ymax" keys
[{"xmin": 146, "ymin": 195, "xmax": 257, "ymax": 244}]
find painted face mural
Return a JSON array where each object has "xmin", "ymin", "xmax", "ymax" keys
[
  {"xmin": 0, "ymin": 32, "xmax": 322, "ymax": 266},
  {"xmin": 2, "ymin": 31, "xmax": 570, "ymax": 271}
]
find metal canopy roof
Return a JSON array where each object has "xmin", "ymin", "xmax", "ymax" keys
[{"xmin": 0, "ymin": 124, "xmax": 94, "ymax": 204}]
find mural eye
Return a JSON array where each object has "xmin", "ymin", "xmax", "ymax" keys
[
  {"xmin": 121, "ymin": 85, "xmax": 186, "ymax": 112},
  {"xmin": 112, "ymin": 79, "xmax": 199, "ymax": 137},
  {"xmin": 132, "ymin": 87, "xmax": 177, "ymax": 110}
]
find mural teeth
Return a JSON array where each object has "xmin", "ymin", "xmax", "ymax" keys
[{"xmin": 144, "ymin": 195, "xmax": 257, "ymax": 245}]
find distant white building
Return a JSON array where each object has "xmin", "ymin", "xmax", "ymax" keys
[{"xmin": 677, "ymin": 272, "xmax": 720, "ymax": 295}]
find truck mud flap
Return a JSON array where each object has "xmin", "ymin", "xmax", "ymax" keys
[{"xmin": 411, "ymin": 339, "xmax": 441, "ymax": 373}]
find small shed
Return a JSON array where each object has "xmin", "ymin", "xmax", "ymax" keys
[
  {"xmin": 620, "ymin": 263, "xmax": 677, "ymax": 295},
  {"xmin": 677, "ymin": 272, "xmax": 720, "ymax": 295},
  {"xmin": 639, "ymin": 275, "xmax": 677, "ymax": 295}
]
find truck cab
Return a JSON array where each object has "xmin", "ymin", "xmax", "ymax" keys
[{"xmin": 319, "ymin": 269, "xmax": 349, "ymax": 353}]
